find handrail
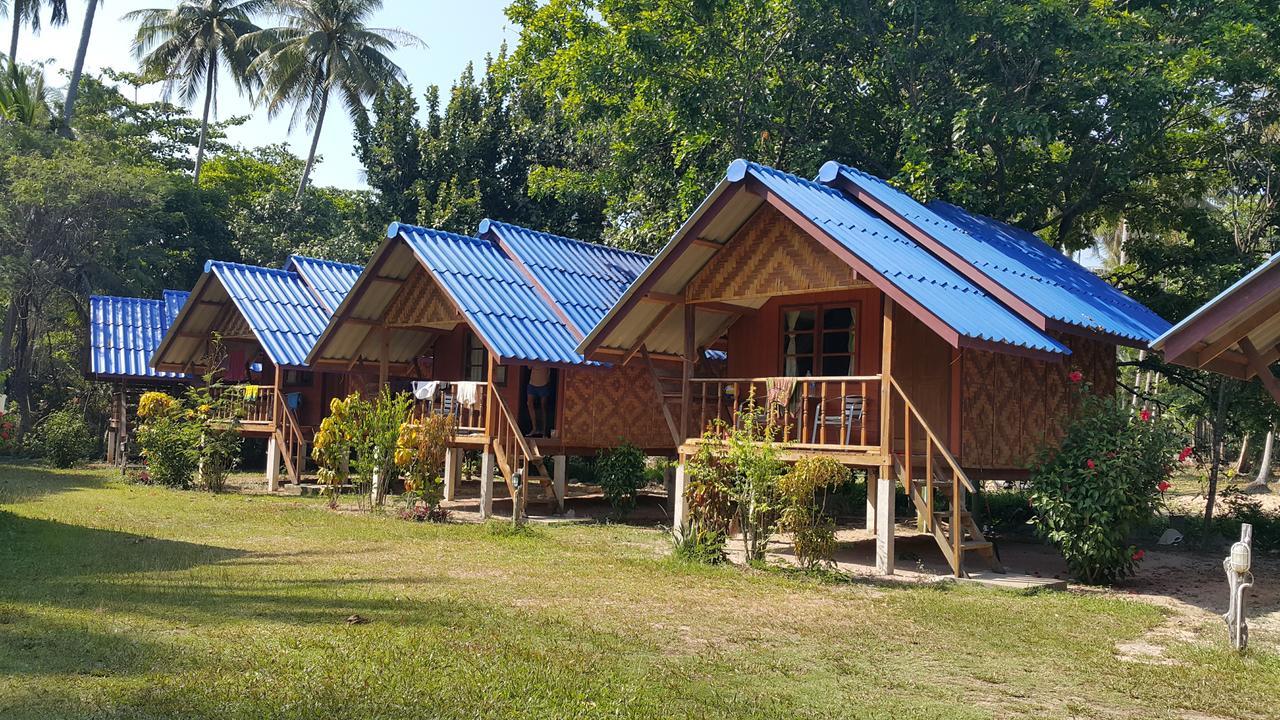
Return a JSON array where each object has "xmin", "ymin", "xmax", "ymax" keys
[
  {"xmin": 690, "ymin": 374, "xmax": 883, "ymax": 383},
  {"xmin": 492, "ymin": 391, "xmax": 536, "ymax": 461},
  {"xmin": 886, "ymin": 375, "xmax": 973, "ymax": 493}
]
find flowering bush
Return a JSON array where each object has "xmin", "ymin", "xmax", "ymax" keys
[
  {"xmin": 313, "ymin": 395, "xmax": 359, "ymax": 507},
  {"xmin": 137, "ymin": 391, "xmax": 176, "ymax": 420},
  {"xmin": 0, "ymin": 408, "xmax": 20, "ymax": 454},
  {"xmin": 1028, "ymin": 375, "xmax": 1179, "ymax": 584},
  {"xmin": 135, "ymin": 385, "xmax": 242, "ymax": 490}
]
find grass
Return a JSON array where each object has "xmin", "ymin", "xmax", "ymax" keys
[{"xmin": 0, "ymin": 463, "xmax": 1277, "ymax": 719}]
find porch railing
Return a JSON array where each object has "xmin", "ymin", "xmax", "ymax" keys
[
  {"xmin": 686, "ymin": 376, "xmax": 882, "ymax": 450},
  {"xmin": 209, "ymin": 385, "xmax": 277, "ymax": 425},
  {"xmin": 411, "ymin": 382, "xmax": 488, "ymax": 435}
]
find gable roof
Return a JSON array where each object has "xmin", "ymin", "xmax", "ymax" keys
[
  {"xmin": 1151, "ymin": 250, "xmax": 1280, "ymax": 381},
  {"xmin": 154, "ymin": 256, "xmax": 360, "ymax": 373},
  {"xmin": 89, "ymin": 291, "xmax": 190, "ymax": 380},
  {"xmin": 478, "ymin": 219, "xmax": 651, "ymax": 337},
  {"xmin": 284, "ymin": 254, "xmax": 363, "ymax": 313},
  {"xmin": 817, "ymin": 161, "xmax": 1170, "ymax": 346},
  {"xmin": 580, "ymin": 159, "xmax": 1070, "ymax": 362}
]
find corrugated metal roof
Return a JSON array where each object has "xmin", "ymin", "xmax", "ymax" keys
[
  {"xmin": 818, "ymin": 162, "xmax": 1169, "ymax": 344},
  {"xmin": 206, "ymin": 261, "xmax": 334, "ymax": 368},
  {"xmin": 90, "ymin": 291, "xmax": 189, "ymax": 379},
  {"xmin": 739, "ymin": 161, "xmax": 1068, "ymax": 355},
  {"xmin": 393, "ymin": 223, "xmax": 590, "ymax": 365},
  {"xmin": 480, "ymin": 219, "xmax": 652, "ymax": 337},
  {"xmin": 285, "ymin": 255, "xmax": 363, "ymax": 313}
]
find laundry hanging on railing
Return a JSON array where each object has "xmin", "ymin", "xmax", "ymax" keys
[
  {"xmin": 454, "ymin": 381, "xmax": 482, "ymax": 407},
  {"xmin": 243, "ymin": 385, "xmax": 260, "ymax": 401},
  {"xmin": 411, "ymin": 381, "xmax": 440, "ymax": 400}
]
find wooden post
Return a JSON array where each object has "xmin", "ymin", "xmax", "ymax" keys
[
  {"xmin": 378, "ymin": 325, "xmax": 390, "ymax": 387},
  {"xmin": 443, "ymin": 447, "xmax": 461, "ymax": 501},
  {"xmin": 877, "ymin": 297, "xmax": 895, "ymax": 575},
  {"xmin": 479, "ymin": 449, "xmax": 495, "ymax": 519},
  {"xmin": 265, "ymin": 435, "xmax": 281, "ymax": 492},
  {"xmin": 673, "ymin": 457, "xmax": 690, "ymax": 531},
  {"xmin": 680, "ymin": 302, "xmax": 694, "ymax": 441},
  {"xmin": 552, "ymin": 455, "xmax": 567, "ymax": 513}
]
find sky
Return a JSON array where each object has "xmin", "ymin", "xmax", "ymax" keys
[{"xmin": 15, "ymin": 0, "xmax": 516, "ymax": 189}]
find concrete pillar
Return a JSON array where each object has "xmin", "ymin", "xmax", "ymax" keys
[
  {"xmin": 672, "ymin": 460, "xmax": 689, "ymax": 530},
  {"xmin": 479, "ymin": 451, "xmax": 495, "ymax": 519},
  {"xmin": 266, "ymin": 436, "xmax": 281, "ymax": 492},
  {"xmin": 664, "ymin": 463, "xmax": 677, "ymax": 519},
  {"xmin": 875, "ymin": 467, "xmax": 895, "ymax": 575},
  {"xmin": 443, "ymin": 447, "xmax": 461, "ymax": 501},
  {"xmin": 552, "ymin": 455, "xmax": 567, "ymax": 513},
  {"xmin": 864, "ymin": 468, "xmax": 877, "ymax": 533}
]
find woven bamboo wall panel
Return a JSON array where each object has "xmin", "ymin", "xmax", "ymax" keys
[
  {"xmin": 214, "ymin": 311, "xmax": 252, "ymax": 339},
  {"xmin": 688, "ymin": 205, "xmax": 861, "ymax": 302},
  {"xmin": 560, "ymin": 366, "xmax": 673, "ymax": 450},
  {"xmin": 385, "ymin": 265, "xmax": 457, "ymax": 326},
  {"xmin": 960, "ymin": 332, "xmax": 1117, "ymax": 470}
]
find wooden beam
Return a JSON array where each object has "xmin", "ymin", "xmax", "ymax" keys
[
  {"xmin": 1195, "ymin": 295, "xmax": 1280, "ymax": 367},
  {"xmin": 642, "ymin": 292, "xmax": 684, "ymax": 305},
  {"xmin": 622, "ymin": 302, "xmax": 678, "ymax": 365},
  {"xmin": 370, "ymin": 275, "xmax": 406, "ymax": 286},
  {"xmin": 1240, "ymin": 337, "xmax": 1280, "ymax": 405},
  {"xmin": 378, "ymin": 325, "xmax": 390, "ymax": 386},
  {"xmin": 690, "ymin": 238, "xmax": 721, "ymax": 250},
  {"xmin": 880, "ymin": 297, "xmax": 894, "ymax": 459},
  {"xmin": 687, "ymin": 300, "xmax": 756, "ymax": 315},
  {"xmin": 680, "ymin": 302, "xmax": 695, "ymax": 440}
]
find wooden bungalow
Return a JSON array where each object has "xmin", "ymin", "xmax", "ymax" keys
[
  {"xmin": 88, "ymin": 289, "xmax": 191, "ymax": 465},
  {"xmin": 151, "ymin": 255, "xmax": 363, "ymax": 488},
  {"xmin": 305, "ymin": 221, "xmax": 680, "ymax": 515},
  {"xmin": 1151, "ymin": 250, "xmax": 1280, "ymax": 402},
  {"xmin": 579, "ymin": 159, "xmax": 1171, "ymax": 576}
]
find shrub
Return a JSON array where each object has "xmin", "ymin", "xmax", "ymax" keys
[
  {"xmin": 671, "ymin": 519, "xmax": 728, "ymax": 564},
  {"xmin": 777, "ymin": 456, "xmax": 849, "ymax": 569},
  {"xmin": 1028, "ymin": 376, "xmax": 1179, "ymax": 584},
  {"xmin": 1216, "ymin": 486, "xmax": 1280, "ymax": 552},
  {"xmin": 315, "ymin": 389, "xmax": 413, "ymax": 509},
  {"xmin": 394, "ymin": 412, "xmax": 456, "ymax": 520},
  {"xmin": 0, "ymin": 407, "xmax": 20, "ymax": 455},
  {"xmin": 187, "ymin": 383, "xmax": 243, "ymax": 492},
  {"xmin": 33, "ymin": 407, "xmax": 93, "ymax": 468},
  {"xmin": 137, "ymin": 412, "xmax": 200, "ymax": 488},
  {"xmin": 596, "ymin": 442, "xmax": 646, "ymax": 518}
]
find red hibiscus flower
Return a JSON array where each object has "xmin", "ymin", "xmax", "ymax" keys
[
  {"xmin": 1139, "ymin": 409, "xmax": 1152, "ymax": 422},
  {"xmin": 1157, "ymin": 480, "xmax": 1170, "ymax": 493},
  {"xmin": 1086, "ymin": 458, "xmax": 1096, "ymax": 470},
  {"xmin": 1178, "ymin": 446, "xmax": 1193, "ymax": 462},
  {"xmin": 1132, "ymin": 549, "xmax": 1145, "ymax": 562},
  {"xmin": 1068, "ymin": 370, "xmax": 1084, "ymax": 383}
]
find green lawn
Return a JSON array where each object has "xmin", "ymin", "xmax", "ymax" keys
[{"xmin": 0, "ymin": 464, "xmax": 1276, "ymax": 719}]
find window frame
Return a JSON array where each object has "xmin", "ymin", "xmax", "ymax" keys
[
  {"xmin": 464, "ymin": 331, "xmax": 489, "ymax": 382},
  {"xmin": 779, "ymin": 301, "xmax": 860, "ymax": 378}
]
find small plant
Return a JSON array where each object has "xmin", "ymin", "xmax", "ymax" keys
[
  {"xmin": 32, "ymin": 406, "xmax": 93, "ymax": 468},
  {"xmin": 315, "ymin": 388, "xmax": 413, "ymax": 509},
  {"xmin": 313, "ymin": 395, "xmax": 359, "ymax": 508},
  {"xmin": 0, "ymin": 406, "xmax": 20, "ymax": 455},
  {"xmin": 1028, "ymin": 373, "xmax": 1179, "ymax": 584},
  {"xmin": 777, "ymin": 456, "xmax": 849, "ymax": 570},
  {"xmin": 393, "ymin": 412, "xmax": 455, "ymax": 521},
  {"xmin": 187, "ymin": 378, "xmax": 243, "ymax": 492},
  {"xmin": 596, "ymin": 442, "xmax": 647, "ymax": 518},
  {"xmin": 671, "ymin": 519, "xmax": 728, "ymax": 564},
  {"xmin": 136, "ymin": 394, "xmax": 200, "ymax": 488}
]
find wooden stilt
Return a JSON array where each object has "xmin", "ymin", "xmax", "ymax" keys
[{"xmin": 479, "ymin": 450, "xmax": 495, "ymax": 519}]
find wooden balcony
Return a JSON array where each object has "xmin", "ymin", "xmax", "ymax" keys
[
  {"xmin": 208, "ymin": 385, "xmax": 277, "ymax": 429},
  {"xmin": 683, "ymin": 375, "xmax": 883, "ymax": 464},
  {"xmin": 410, "ymin": 382, "xmax": 489, "ymax": 442}
]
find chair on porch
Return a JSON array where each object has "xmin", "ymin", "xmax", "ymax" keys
[{"xmin": 810, "ymin": 394, "xmax": 865, "ymax": 445}]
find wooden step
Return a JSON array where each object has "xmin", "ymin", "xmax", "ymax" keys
[{"xmin": 959, "ymin": 541, "xmax": 993, "ymax": 552}]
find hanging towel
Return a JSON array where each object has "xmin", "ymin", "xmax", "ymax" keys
[
  {"xmin": 765, "ymin": 377, "xmax": 797, "ymax": 408},
  {"xmin": 454, "ymin": 381, "xmax": 482, "ymax": 407},
  {"xmin": 411, "ymin": 381, "xmax": 440, "ymax": 400},
  {"xmin": 243, "ymin": 385, "xmax": 260, "ymax": 401}
]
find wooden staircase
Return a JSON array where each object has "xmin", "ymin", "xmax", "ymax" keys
[
  {"xmin": 274, "ymin": 395, "xmax": 309, "ymax": 485},
  {"xmin": 641, "ymin": 348, "xmax": 685, "ymax": 446},
  {"xmin": 887, "ymin": 377, "xmax": 1002, "ymax": 577},
  {"xmin": 490, "ymin": 393, "xmax": 560, "ymax": 513}
]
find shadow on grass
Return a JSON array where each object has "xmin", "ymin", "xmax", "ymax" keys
[{"xmin": 0, "ymin": 461, "xmax": 111, "ymax": 505}]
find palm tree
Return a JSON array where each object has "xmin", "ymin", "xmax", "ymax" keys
[
  {"xmin": 58, "ymin": 0, "xmax": 98, "ymax": 137},
  {"xmin": 7, "ymin": 0, "xmax": 68, "ymax": 65},
  {"xmin": 125, "ymin": 1, "xmax": 266, "ymax": 184},
  {"xmin": 242, "ymin": 0, "xmax": 420, "ymax": 198},
  {"xmin": 0, "ymin": 60, "xmax": 56, "ymax": 126}
]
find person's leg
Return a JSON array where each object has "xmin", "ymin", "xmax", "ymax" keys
[
  {"xmin": 533, "ymin": 395, "xmax": 546, "ymax": 435},
  {"xmin": 526, "ymin": 392, "xmax": 538, "ymax": 435}
]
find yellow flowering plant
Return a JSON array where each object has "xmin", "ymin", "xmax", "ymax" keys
[{"xmin": 395, "ymin": 412, "xmax": 455, "ymax": 519}]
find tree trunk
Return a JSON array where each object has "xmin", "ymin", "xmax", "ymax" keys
[
  {"xmin": 0, "ymin": 296, "xmax": 17, "ymax": 372},
  {"xmin": 9, "ymin": 290, "xmax": 33, "ymax": 440},
  {"xmin": 1249, "ymin": 427, "xmax": 1275, "ymax": 490},
  {"xmin": 59, "ymin": 0, "xmax": 98, "ymax": 139},
  {"xmin": 9, "ymin": 10, "xmax": 21, "ymax": 65},
  {"xmin": 1234, "ymin": 435, "xmax": 1253, "ymax": 474},
  {"xmin": 296, "ymin": 90, "xmax": 328, "ymax": 199},
  {"xmin": 1203, "ymin": 381, "xmax": 1229, "ymax": 536},
  {"xmin": 193, "ymin": 52, "xmax": 216, "ymax": 185},
  {"xmin": 1130, "ymin": 350, "xmax": 1146, "ymax": 412}
]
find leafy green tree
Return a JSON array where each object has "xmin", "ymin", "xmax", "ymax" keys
[
  {"xmin": 242, "ymin": 0, "xmax": 421, "ymax": 198},
  {"xmin": 125, "ymin": 0, "xmax": 266, "ymax": 184}
]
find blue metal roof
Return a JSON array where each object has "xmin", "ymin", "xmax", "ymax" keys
[
  {"xmin": 205, "ymin": 261, "xmax": 334, "ymax": 369},
  {"xmin": 90, "ymin": 291, "xmax": 189, "ymax": 379},
  {"xmin": 479, "ymin": 219, "xmax": 652, "ymax": 337},
  {"xmin": 733, "ymin": 160, "xmax": 1069, "ymax": 355},
  {"xmin": 285, "ymin": 255, "xmax": 363, "ymax": 313},
  {"xmin": 390, "ymin": 223, "xmax": 590, "ymax": 365},
  {"xmin": 817, "ymin": 162, "xmax": 1169, "ymax": 344}
]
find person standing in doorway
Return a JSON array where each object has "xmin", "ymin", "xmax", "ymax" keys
[{"xmin": 526, "ymin": 367, "xmax": 552, "ymax": 437}]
